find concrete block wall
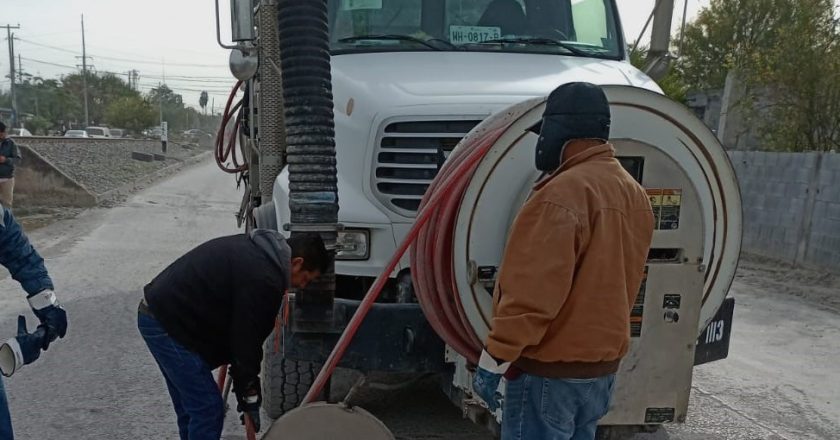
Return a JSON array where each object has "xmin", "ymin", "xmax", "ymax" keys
[
  {"xmin": 730, "ymin": 150, "xmax": 840, "ymax": 271},
  {"xmin": 806, "ymin": 154, "xmax": 840, "ymax": 268}
]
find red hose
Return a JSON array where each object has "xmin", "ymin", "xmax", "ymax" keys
[
  {"xmin": 215, "ymin": 81, "xmax": 248, "ymax": 174},
  {"xmin": 301, "ymin": 125, "xmax": 507, "ymax": 405},
  {"xmin": 217, "ymin": 364, "xmax": 257, "ymax": 440},
  {"xmin": 244, "ymin": 416, "xmax": 257, "ymax": 440},
  {"xmin": 216, "ymin": 365, "xmax": 228, "ymax": 392},
  {"xmin": 410, "ymin": 104, "xmax": 538, "ymax": 363},
  {"xmin": 299, "ymin": 100, "xmax": 537, "ymax": 407}
]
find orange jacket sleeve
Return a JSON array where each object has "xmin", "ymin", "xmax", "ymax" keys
[{"xmin": 485, "ymin": 201, "xmax": 581, "ymax": 363}]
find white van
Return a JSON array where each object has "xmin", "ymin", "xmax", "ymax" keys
[{"xmin": 85, "ymin": 126, "xmax": 111, "ymax": 138}]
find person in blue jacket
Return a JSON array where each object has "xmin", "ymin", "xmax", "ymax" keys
[{"xmin": 0, "ymin": 203, "xmax": 68, "ymax": 439}]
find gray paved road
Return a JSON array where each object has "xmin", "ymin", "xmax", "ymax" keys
[{"xmin": 1, "ymin": 159, "xmax": 837, "ymax": 439}]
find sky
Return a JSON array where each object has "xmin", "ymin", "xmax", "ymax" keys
[{"xmin": 1, "ymin": 0, "xmax": 710, "ymax": 110}]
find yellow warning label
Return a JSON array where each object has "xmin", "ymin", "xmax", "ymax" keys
[
  {"xmin": 647, "ymin": 189, "xmax": 682, "ymax": 230},
  {"xmin": 648, "ymin": 194, "xmax": 663, "ymax": 206}
]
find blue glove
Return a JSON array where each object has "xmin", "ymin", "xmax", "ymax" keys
[
  {"xmin": 473, "ymin": 366, "xmax": 503, "ymax": 411},
  {"xmin": 28, "ymin": 290, "xmax": 67, "ymax": 350},
  {"xmin": 471, "ymin": 350, "xmax": 511, "ymax": 412},
  {"xmin": 237, "ymin": 392, "xmax": 262, "ymax": 433},
  {"xmin": 235, "ymin": 378, "xmax": 262, "ymax": 433},
  {"xmin": 0, "ymin": 316, "xmax": 46, "ymax": 377},
  {"xmin": 16, "ymin": 317, "xmax": 46, "ymax": 364}
]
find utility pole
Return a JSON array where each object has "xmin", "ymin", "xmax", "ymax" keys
[
  {"xmin": 80, "ymin": 14, "xmax": 89, "ymax": 128},
  {"xmin": 17, "ymin": 54, "xmax": 22, "ymax": 83},
  {"xmin": 4, "ymin": 24, "xmax": 20, "ymax": 127},
  {"xmin": 126, "ymin": 69, "xmax": 139, "ymax": 91}
]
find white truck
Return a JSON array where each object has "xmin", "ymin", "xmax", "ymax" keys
[{"xmin": 217, "ymin": 0, "xmax": 741, "ymax": 435}]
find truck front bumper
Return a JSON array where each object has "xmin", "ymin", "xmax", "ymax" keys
[{"xmin": 282, "ymin": 296, "xmax": 447, "ymax": 373}]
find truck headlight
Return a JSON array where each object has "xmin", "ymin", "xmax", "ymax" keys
[{"xmin": 336, "ymin": 229, "xmax": 369, "ymax": 260}]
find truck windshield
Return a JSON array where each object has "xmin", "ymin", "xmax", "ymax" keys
[{"xmin": 329, "ymin": 0, "xmax": 622, "ymax": 58}]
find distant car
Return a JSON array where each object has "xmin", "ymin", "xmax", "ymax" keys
[
  {"xmin": 64, "ymin": 130, "xmax": 89, "ymax": 138},
  {"xmin": 85, "ymin": 126, "xmax": 111, "ymax": 138},
  {"xmin": 144, "ymin": 126, "xmax": 162, "ymax": 139},
  {"xmin": 185, "ymin": 128, "xmax": 210, "ymax": 136},
  {"xmin": 184, "ymin": 128, "xmax": 210, "ymax": 140},
  {"xmin": 110, "ymin": 128, "xmax": 125, "ymax": 138},
  {"xmin": 9, "ymin": 128, "xmax": 32, "ymax": 137}
]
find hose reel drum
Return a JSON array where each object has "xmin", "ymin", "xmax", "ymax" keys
[{"xmin": 415, "ymin": 85, "xmax": 742, "ymax": 425}]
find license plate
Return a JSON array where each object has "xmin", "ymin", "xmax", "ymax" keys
[
  {"xmin": 694, "ymin": 297, "xmax": 735, "ymax": 365},
  {"xmin": 449, "ymin": 26, "xmax": 501, "ymax": 45}
]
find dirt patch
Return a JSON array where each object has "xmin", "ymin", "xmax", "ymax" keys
[
  {"xmin": 736, "ymin": 253, "xmax": 840, "ymax": 313},
  {"xmin": 16, "ymin": 206, "xmax": 86, "ymax": 231}
]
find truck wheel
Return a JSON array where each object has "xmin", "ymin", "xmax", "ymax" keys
[
  {"xmin": 261, "ymin": 341, "xmax": 323, "ymax": 419},
  {"xmin": 253, "ymin": 201, "xmax": 278, "ymax": 231}
]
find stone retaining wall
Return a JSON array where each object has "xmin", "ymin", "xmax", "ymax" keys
[{"xmin": 13, "ymin": 137, "xmax": 209, "ymax": 210}]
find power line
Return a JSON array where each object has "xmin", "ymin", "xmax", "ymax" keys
[
  {"xmin": 16, "ymin": 37, "xmax": 226, "ymax": 68},
  {"xmin": 20, "ymin": 57, "xmax": 235, "ymax": 88},
  {"xmin": 21, "ymin": 56, "xmax": 77, "ymax": 70},
  {"xmin": 15, "ymin": 38, "xmax": 77, "ymax": 54},
  {"xmin": 94, "ymin": 55, "xmax": 225, "ymax": 68},
  {"xmin": 137, "ymin": 83, "xmax": 235, "ymax": 93},
  {"xmin": 131, "ymin": 75, "xmax": 233, "ymax": 84},
  {"xmin": 16, "ymin": 56, "xmax": 236, "ymax": 96},
  {"xmin": 86, "ymin": 43, "xmax": 221, "ymax": 60}
]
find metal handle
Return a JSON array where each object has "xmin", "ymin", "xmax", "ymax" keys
[
  {"xmin": 215, "ymin": 0, "xmax": 239, "ymax": 49},
  {"xmin": 215, "ymin": 0, "xmax": 255, "ymax": 50}
]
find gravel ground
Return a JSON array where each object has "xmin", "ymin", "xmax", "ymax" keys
[
  {"xmin": 735, "ymin": 254, "xmax": 840, "ymax": 313},
  {"xmin": 0, "ymin": 159, "xmax": 838, "ymax": 439},
  {"xmin": 24, "ymin": 138, "xmax": 208, "ymax": 195}
]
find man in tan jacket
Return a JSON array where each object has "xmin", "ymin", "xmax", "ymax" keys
[{"xmin": 472, "ymin": 82, "xmax": 654, "ymax": 440}]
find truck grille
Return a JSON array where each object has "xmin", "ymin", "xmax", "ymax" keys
[{"xmin": 374, "ymin": 120, "xmax": 482, "ymax": 214}]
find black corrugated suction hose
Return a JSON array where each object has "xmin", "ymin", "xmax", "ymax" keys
[
  {"xmin": 277, "ymin": 0, "xmax": 337, "ymax": 224},
  {"xmin": 277, "ymin": 0, "xmax": 338, "ymax": 300}
]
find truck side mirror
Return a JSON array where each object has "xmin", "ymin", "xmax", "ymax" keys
[{"xmin": 215, "ymin": 0, "xmax": 255, "ymax": 49}]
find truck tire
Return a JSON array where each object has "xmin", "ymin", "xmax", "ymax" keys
[{"xmin": 261, "ymin": 342, "xmax": 323, "ymax": 419}]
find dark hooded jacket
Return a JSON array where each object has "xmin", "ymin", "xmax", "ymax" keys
[
  {"xmin": 144, "ymin": 230, "xmax": 291, "ymax": 390},
  {"xmin": 0, "ymin": 137, "xmax": 22, "ymax": 179}
]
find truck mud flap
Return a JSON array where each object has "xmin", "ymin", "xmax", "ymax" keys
[{"xmin": 694, "ymin": 297, "xmax": 735, "ymax": 366}]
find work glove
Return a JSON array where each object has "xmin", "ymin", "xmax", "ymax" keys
[
  {"xmin": 471, "ymin": 349, "xmax": 511, "ymax": 412},
  {"xmin": 236, "ymin": 386, "xmax": 262, "ymax": 433},
  {"xmin": 28, "ymin": 290, "xmax": 68, "ymax": 350},
  {"xmin": 0, "ymin": 316, "xmax": 47, "ymax": 377}
]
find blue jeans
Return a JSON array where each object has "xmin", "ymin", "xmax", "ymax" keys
[
  {"xmin": 502, "ymin": 373, "xmax": 615, "ymax": 440},
  {"xmin": 0, "ymin": 376, "xmax": 13, "ymax": 440},
  {"xmin": 138, "ymin": 312, "xmax": 225, "ymax": 440}
]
